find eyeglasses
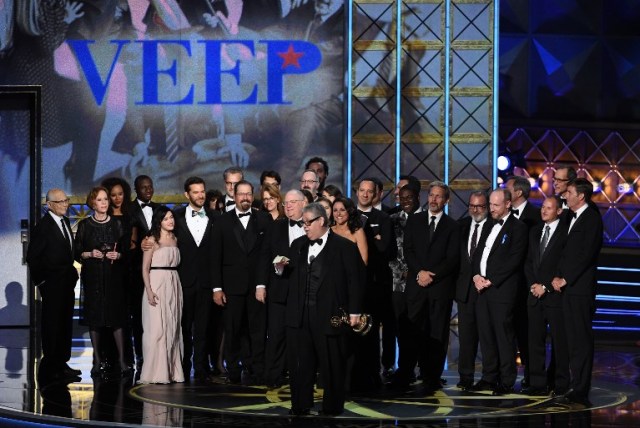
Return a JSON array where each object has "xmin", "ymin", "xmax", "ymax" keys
[
  {"xmin": 302, "ymin": 216, "xmax": 321, "ymax": 227},
  {"xmin": 225, "ymin": 181, "xmax": 240, "ymax": 186},
  {"xmin": 49, "ymin": 198, "xmax": 70, "ymax": 204},
  {"xmin": 263, "ymin": 197, "xmax": 275, "ymax": 202},
  {"xmin": 469, "ymin": 204, "xmax": 486, "ymax": 209},
  {"xmin": 235, "ymin": 192, "xmax": 253, "ymax": 198},
  {"xmin": 300, "ymin": 180, "xmax": 318, "ymax": 184},
  {"xmin": 282, "ymin": 200, "xmax": 304, "ymax": 206},
  {"xmin": 553, "ymin": 177, "xmax": 570, "ymax": 182}
]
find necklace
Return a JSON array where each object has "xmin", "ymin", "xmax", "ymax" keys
[{"xmin": 93, "ymin": 214, "xmax": 109, "ymax": 223}]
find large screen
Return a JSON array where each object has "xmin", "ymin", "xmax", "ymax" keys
[{"xmin": 0, "ymin": 0, "xmax": 345, "ymax": 196}]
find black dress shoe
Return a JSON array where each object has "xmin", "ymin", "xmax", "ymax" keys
[
  {"xmin": 520, "ymin": 378, "xmax": 530, "ymax": 389},
  {"xmin": 554, "ymin": 389, "xmax": 590, "ymax": 406},
  {"xmin": 288, "ymin": 408, "xmax": 310, "ymax": 416},
  {"xmin": 551, "ymin": 388, "xmax": 568, "ymax": 397},
  {"xmin": 457, "ymin": 379, "xmax": 474, "ymax": 390},
  {"xmin": 521, "ymin": 386, "xmax": 548, "ymax": 396},
  {"xmin": 319, "ymin": 408, "xmax": 343, "ymax": 417},
  {"xmin": 469, "ymin": 379, "xmax": 495, "ymax": 392},
  {"xmin": 492, "ymin": 384, "xmax": 513, "ymax": 396},
  {"xmin": 63, "ymin": 365, "xmax": 82, "ymax": 377}
]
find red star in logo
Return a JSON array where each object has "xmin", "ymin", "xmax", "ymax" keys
[{"xmin": 277, "ymin": 44, "xmax": 304, "ymax": 69}]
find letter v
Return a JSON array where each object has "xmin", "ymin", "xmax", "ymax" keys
[{"xmin": 67, "ymin": 40, "xmax": 130, "ymax": 106}]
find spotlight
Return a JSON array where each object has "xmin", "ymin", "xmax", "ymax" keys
[
  {"xmin": 591, "ymin": 180, "xmax": 601, "ymax": 193},
  {"xmin": 617, "ymin": 183, "xmax": 633, "ymax": 194},
  {"xmin": 528, "ymin": 177, "xmax": 538, "ymax": 190},
  {"xmin": 497, "ymin": 155, "xmax": 511, "ymax": 172}
]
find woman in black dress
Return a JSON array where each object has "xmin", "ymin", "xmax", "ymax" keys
[{"xmin": 74, "ymin": 186, "xmax": 130, "ymax": 377}]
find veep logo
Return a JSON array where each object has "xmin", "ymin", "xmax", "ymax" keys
[{"xmin": 67, "ymin": 39, "xmax": 323, "ymax": 106}]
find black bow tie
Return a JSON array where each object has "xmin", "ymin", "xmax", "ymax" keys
[
  {"xmin": 289, "ymin": 219, "xmax": 303, "ymax": 227},
  {"xmin": 496, "ymin": 219, "xmax": 504, "ymax": 226},
  {"xmin": 569, "ymin": 211, "xmax": 577, "ymax": 219},
  {"xmin": 226, "ymin": 200, "xmax": 235, "ymax": 206},
  {"xmin": 310, "ymin": 238, "xmax": 323, "ymax": 246},
  {"xmin": 192, "ymin": 210, "xmax": 206, "ymax": 218},
  {"xmin": 140, "ymin": 202, "xmax": 151, "ymax": 209},
  {"xmin": 238, "ymin": 212, "xmax": 251, "ymax": 218},
  {"xmin": 510, "ymin": 208, "xmax": 519, "ymax": 216}
]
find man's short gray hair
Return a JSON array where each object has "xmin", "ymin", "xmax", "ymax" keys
[{"xmin": 303, "ymin": 202, "xmax": 328, "ymax": 227}]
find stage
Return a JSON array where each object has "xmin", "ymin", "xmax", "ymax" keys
[{"xmin": 1, "ymin": 328, "xmax": 638, "ymax": 427}]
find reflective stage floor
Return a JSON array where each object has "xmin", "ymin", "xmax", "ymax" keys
[{"xmin": 1, "ymin": 328, "xmax": 639, "ymax": 427}]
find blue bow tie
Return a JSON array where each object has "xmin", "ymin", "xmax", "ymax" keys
[{"xmin": 192, "ymin": 210, "xmax": 206, "ymax": 218}]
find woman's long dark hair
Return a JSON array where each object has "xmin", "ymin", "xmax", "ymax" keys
[
  {"xmin": 332, "ymin": 197, "xmax": 361, "ymax": 234},
  {"xmin": 101, "ymin": 177, "xmax": 133, "ymax": 216},
  {"xmin": 149, "ymin": 205, "xmax": 171, "ymax": 242}
]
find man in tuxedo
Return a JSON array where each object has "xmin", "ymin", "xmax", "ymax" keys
[
  {"xmin": 552, "ymin": 178, "xmax": 603, "ymax": 405},
  {"xmin": 285, "ymin": 203, "xmax": 364, "ymax": 416},
  {"xmin": 454, "ymin": 191, "xmax": 491, "ymax": 390},
  {"xmin": 370, "ymin": 177, "xmax": 392, "ymax": 212},
  {"xmin": 212, "ymin": 180, "xmax": 272, "ymax": 384},
  {"xmin": 223, "ymin": 167, "xmax": 244, "ymax": 212},
  {"xmin": 27, "ymin": 189, "xmax": 81, "ymax": 381},
  {"xmin": 173, "ymin": 177, "xmax": 219, "ymax": 381},
  {"xmin": 129, "ymin": 175, "xmax": 159, "ymax": 368},
  {"xmin": 257, "ymin": 189, "xmax": 307, "ymax": 388},
  {"xmin": 552, "ymin": 166, "xmax": 577, "ymax": 209},
  {"xmin": 470, "ymin": 188, "xmax": 528, "ymax": 395},
  {"xmin": 355, "ymin": 178, "xmax": 395, "ymax": 388},
  {"xmin": 403, "ymin": 181, "xmax": 460, "ymax": 393},
  {"xmin": 505, "ymin": 175, "xmax": 542, "ymax": 388},
  {"xmin": 524, "ymin": 195, "xmax": 569, "ymax": 396}
]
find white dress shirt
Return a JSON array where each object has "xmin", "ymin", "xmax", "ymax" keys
[
  {"xmin": 479, "ymin": 214, "xmax": 511, "ymax": 277},
  {"xmin": 235, "ymin": 207, "xmax": 251, "ymax": 229},
  {"xmin": 568, "ymin": 203, "xmax": 588, "ymax": 233},
  {"xmin": 186, "ymin": 205, "xmax": 208, "ymax": 246},
  {"xmin": 49, "ymin": 211, "xmax": 73, "ymax": 248},
  {"xmin": 308, "ymin": 229, "xmax": 330, "ymax": 264},
  {"xmin": 137, "ymin": 199, "xmax": 153, "ymax": 229},
  {"xmin": 467, "ymin": 217, "xmax": 488, "ymax": 256}
]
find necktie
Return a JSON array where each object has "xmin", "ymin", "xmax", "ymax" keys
[
  {"xmin": 289, "ymin": 219, "xmax": 303, "ymax": 227},
  {"xmin": 192, "ymin": 210, "xmax": 206, "ymax": 218},
  {"xmin": 469, "ymin": 223, "xmax": 479, "ymax": 258},
  {"xmin": 238, "ymin": 212, "xmax": 251, "ymax": 218},
  {"xmin": 310, "ymin": 238, "xmax": 323, "ymax": 246},
  {"xmin": 428, "ymin": 216, "xmax": 436, "ymax": 240},
  {"xmin": 539, "ymin": 225, "xmax": 550, "ymax": 257},
  {"xmin": 60, "ymin": 218, "xmax": 71, "ymax": 250}
]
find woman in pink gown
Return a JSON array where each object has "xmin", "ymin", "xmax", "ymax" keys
[{"xmin": 139, "ymin": 206, "xmax": 184, "ymax": 384}]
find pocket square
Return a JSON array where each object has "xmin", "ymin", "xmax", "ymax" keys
[{"xmin": 501, "ymin": 234, "xmax": 508, "ymax": 244}]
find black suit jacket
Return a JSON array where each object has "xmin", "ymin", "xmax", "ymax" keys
[
  {"xmin": 557, "ymin": 206, "xmax": 603, "ymax": 297},
  {"xmin": 256, "ymin": 219, "xmax": 298, "ymax": 304},
  {"xmin": 172, "ymin": 206, "xmax": 219, "ymax": 289},
  {"xmin": 211, "ymin": 209, "xmax": 272, "ymax": 295},
  {"xmin": 403, "ymin": 212, "xmax": 460, "ymax": 314},
  {"xmin": 455, "ymin": 217, "xmax": 492, "ymax": 303},
  {"xmin": 524, "ymin": 221, "xmax": 568, "ymax": 308},
  {"xmin": 359, "ymin": 208, "xmax": 395, "ymax": 283},
  {"xmin": 471, "ymin": 215, "xmax": 528, "ymax": 303},
  {"xmin": 285, "ymin": 232, "xmax": 365, "ymax": 335},
  {"xmin": 517, "ymin": 201, "xmax": 542, "ymax": 230},
  {"xmin": 129, "ymin": 200, "xmax": 159, "ymax": 265},
  {"xmin": 27, "ymin": 213, "xmax": 78, "ymax": 287}
]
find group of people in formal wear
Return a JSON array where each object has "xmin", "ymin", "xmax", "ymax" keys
[{"xmin": 27, "ymin": 158, "xmax": 602, "ymax": 415}]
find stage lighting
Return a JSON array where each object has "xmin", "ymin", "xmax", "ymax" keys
[
  {"xmin": 497, "ymin": 155, "xmax": 511, "ymax": 171},
  {"xmin": 528, "ymin": 177, "xmax": 538, "ymax": 189},
  {"xmin": 617, "ymin": 183, "xmax": 633, "ymax": 194},
  {"xmin": 592, "ymin": 180, "xmax": 602, "ymax": 193}
]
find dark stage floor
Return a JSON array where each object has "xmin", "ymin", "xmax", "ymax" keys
[{"xmin": 1, "ymin": 327, "xmax": 639, "ymax": 427}]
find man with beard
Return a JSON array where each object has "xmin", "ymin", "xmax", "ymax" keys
[
  {"xmin": 172, "ymin": 177, "xmax": 219, "ymax": 381},
  {"xmin": 305, "ymin": 157, "xmax": 329, "ymax": 193},
  {"xmin": 299, "ymin": 170, "xmax": 320, "ymax": 201},
  {"xmin": 212, "ymin": 180, "xmax": 272, "ymax": 384},
  {"xmin": 470, "ymin": 188, "xmax": 527, "ymax": 395},
  {"xmin": 257, "ymin": 189, "xmax": 308, "ymax": 388},
  {"xmin": 403, "ymin": 181, "xmax": 460, "ymax": 394},
  {"xmin": 455, "ymin": 191, "xmax": 492, "ymax": 390}
]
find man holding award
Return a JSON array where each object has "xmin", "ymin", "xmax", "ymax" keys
[{"xmin": 283, "ymin": 202, "xmax": 365, "ymax": 416}]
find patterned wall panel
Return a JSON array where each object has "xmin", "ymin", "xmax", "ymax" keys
[{"xmin": 350, "ymin": 0, "xmax": 496, "ymax": 215}]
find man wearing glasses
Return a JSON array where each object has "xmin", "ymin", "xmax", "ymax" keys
[
  {"xmin": 212, "ymin": 180, "xmax": 273, "ymax": 385},
  {"xmin": 552, "ymin": 166, "xmax": 577, "ymax": 208},
  {"xmin": 299, "ymin": 170, "xmax": 320, "ymax": 201},
  {"xmin": 223, "ymin": 167, "xmax": 244, "ymax": 212},
  {"xmin": 454, "ymin": 191, "xmax": 491, "ymax": 391},
  {"xmin": 285, "ymin": 202, "xmax": 364, "ymax": 416},
  {"xmin": 257, "ymin": 190, "xmax": 308, "ymax": 388},
  {"xmin": 27, "ymin": 189, "xmax": 81, "ymax": 382}
]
